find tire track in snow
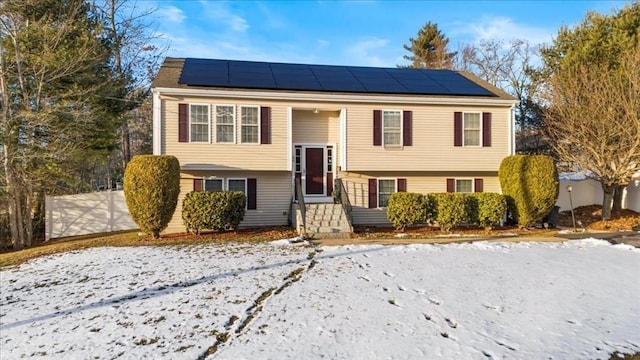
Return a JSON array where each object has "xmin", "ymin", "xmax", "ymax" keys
[{"xmin": 196, "ymin": 248, "xmax": 321, "ymax": 359}]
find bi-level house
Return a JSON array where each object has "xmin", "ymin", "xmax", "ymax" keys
[{"xmin": 151, "ymin": 58, "xmax": 518, "ymax": 236}]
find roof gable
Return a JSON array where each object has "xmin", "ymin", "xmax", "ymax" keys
[{"xmin": 176, "ymin": 58, "xmax": 496, "ymax": 97}]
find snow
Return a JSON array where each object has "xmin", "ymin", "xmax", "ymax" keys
[{"xmin": 1, "ymin": 239, "xmax": 639, "ymax": 359}]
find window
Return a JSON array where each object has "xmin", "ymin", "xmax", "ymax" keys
[
  {"xmin": 456, "ymin": 179, "xmax": 473, "ymax": 193},
  {"xmin": 383, "ymin": 110, "xmax": 402, "ymax": 146},
  {"xmin": 378, "ymin": 179, "xmax": 396, "ymax": 207},
  {"xmin": 241, "ymin": 106, "xmax": 259, "ymax": 143},
  {"xmin": 215, "ymin": 105, "xmax": 235, "ymax": 143},
  {"xmin": 463, "ymin": 112, "xmax": 481, "ymax": 146},
  {"xmin": 204, "ymin": 178, "xmax": 223, "ymax": 191},
  {"xmin": 227, "ymin": 179, "xmax": 247, "ymax": 194},
  {"xmin": 294, "ymin": 147, "xmax": 301, "ymax": 172},
  {"xmin": 190, "ymin": 104, "xmax": 210, "ymax": 143}
]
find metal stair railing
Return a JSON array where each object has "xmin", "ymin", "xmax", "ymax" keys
[
  {"xmin": 334, "ymin": 178, "xmax": 353, "ymax": 228},
  {"xmin": 294, "ymin": 178, "xmax": 306, "ymax": 235}
]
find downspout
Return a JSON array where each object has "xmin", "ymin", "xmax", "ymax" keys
[
  {"xmin": 509, "ymin": 104, "xmax": 516, "ymax": 155},
  {"xmin": 152, "ymin": 89, "xmax": 161, "ymax": 155}
]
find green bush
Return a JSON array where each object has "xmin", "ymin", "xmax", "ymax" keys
[
  {"xmin": 433, "ymin": 193, "xmax": 467, "ymax": 231},
  {"xmin": 123, "ymin": 155, "xmax": 180, "ymax": 239},
  {"xmin": 468, "ymin": 193, "xmax": 507, "ymax": 229},
  {"xmin": 499, "ymin": 155, "xmax": 559, "ymax": 228},
  {"xmin": 424, "ymin": 193, "xmax": 438, "ymax": 224},
  {"xmin": 182, "ymin": 191, "xmax": 246, "ymax": 234},
  {"xmin": 386, "ymin": 192, "xmax": 428, "ymax": 231}
]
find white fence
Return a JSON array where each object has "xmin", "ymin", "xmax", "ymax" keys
[
  {"xmin": 556, "ymin": 179, "xmax": 640, "ymax": 212},
  {"xmin": 45, "ymin": 190, "xmax": 138, "ymax": 240}
]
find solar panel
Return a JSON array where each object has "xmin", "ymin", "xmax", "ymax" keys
[{"xmin": 177, "ymin": 58, "xmax": 497, "ymax": 97}]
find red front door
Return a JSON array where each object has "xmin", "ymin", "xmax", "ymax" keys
[{"xmin": 305, "ymin": 147, "xmax": 324, "ymax": 195}]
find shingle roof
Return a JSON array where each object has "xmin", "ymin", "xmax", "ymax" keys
[{"xmin": 152, "ymin": 57, "xmax": 516, "ymax": 100}]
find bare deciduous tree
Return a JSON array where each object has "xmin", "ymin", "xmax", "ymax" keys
[{"xmin": 544, "ymin": 47, "xmax": 640, "ymax": 219}]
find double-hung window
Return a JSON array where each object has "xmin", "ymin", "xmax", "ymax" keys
[
  {"xmin": 190, "ymin": 104, "xmax": 210, "ymax": 143},
  {"xmin": 383, "ymin": 110, "xmax": 402, "ymax": 146},
  {"xmin": 455, "ymin": 179, "xmax": 473, "ymax": 193},
  {"xmin": 463, "ymin": 112, "xmax": 481, "ymax": 146},
  {"xmin": 240, "ymin": 106, "xmax": 259, "ymax": 144},
  {"xmin": 215, "ymin": 105, "xmax": 235, "ymax": 143},
  {"xmin": 378, "ymin": 179, "xmax": 396, "ymax": 207},
  {"xmin": 204, "ymin": 178, "xmax": 223, "ymax": 191},
  {"xmin": 227, "ymin": 178, "xmax": 247, "ymax": 194}
]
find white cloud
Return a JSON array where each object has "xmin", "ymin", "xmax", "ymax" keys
[
  {"xmin": 157, "ymin": 5, "xmax": 186, "ymax": 24},
  {"xmin": 345, "ymin": 37, "xmax": 391, "ymax": 67},
  {"xmin": 200, "ymin": 1, "xmax": 249, "ymax": 32},
  {"xmin": 456, "ymin": 16, "xmax": 554, "ymax": 46}
]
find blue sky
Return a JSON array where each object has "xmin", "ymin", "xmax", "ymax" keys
[{"xmin": 151, "ymin": 0, "xmax": 629, "ymax": 67}]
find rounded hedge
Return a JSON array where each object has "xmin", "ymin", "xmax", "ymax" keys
[
  {"xmin": 182, "ymin": 191, "xmax": 246, "ymax": 234},
  {"xmin": 123, "ymin": 155, "xmax": 180, "ymax": 238},
  {"xmin": 433, "ymin": 193, "xmax": 467, "ymax": 231},
  {"xmin": 499, "ymin": 155, "xmax": 559, "ymax": 228},
  {"xmin": 386, "ymin": 192, "xmax": 428, "ymax": 231}
]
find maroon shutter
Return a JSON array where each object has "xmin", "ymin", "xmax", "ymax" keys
[
  {"xmin": 179, "ymin": 103, "xmax": 188, "ymax": 142},
  {"xmin": 247, "ymin": 178, "xmax": 257, "ymax": 210},
  {"xmin": 260, "ymin": 107, "xmax": 271, "ymax": 144},
  {"xmin": 193, "ymin": 178, "xmax": 203, "ymax": 191},
  {"xmin": 373, "ymin": 110, "xmax": 382, "ymax": 146},
  {"xmin": 482, "ymin": 112, "xmax": 491, "ymax": 147},
  {"xmin": 454, "ymin": 112, "xmax": 462, "ymax": 147},
  {"xmin": 403, "ymin": 110, "xmax": 412, "ymax": 146},
  {"xmin": 446, "ymin": 178, "xmax": 455, "ymax": 192},
  {"xmin": 474, "ymin": 178, "xmax": 484, "ymax": 193},
  {"xmin": 397, "ymin": 178, "xmax": 407, "ymax": 192},
  {"xmin": 368, "ymin": 179, "xmax": 377, "ymax": 208}
]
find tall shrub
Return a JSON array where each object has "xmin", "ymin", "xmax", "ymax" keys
[
  {"xmin": 499, "ymin": 155, "xmax": 559, "ymax": 228},
  {"xmin": 123, "ymin": 155, "xmax": 180, "ymax": 238}
]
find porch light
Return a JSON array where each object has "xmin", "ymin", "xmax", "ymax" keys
[{"xmin": 313, "ymin": 108, "xmax": 319, "ymax": 114}]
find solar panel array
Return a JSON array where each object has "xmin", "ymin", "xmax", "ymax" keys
[{"xmin": 178, "ymin": 58, "xmax": 495, "ymax": 97}]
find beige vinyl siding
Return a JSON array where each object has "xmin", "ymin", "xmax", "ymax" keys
[
  {"xmin": 345, "ymin": 104, "xmax": 510, "ymax": 172},
  {"xmin": 292, "ymin": 109, "xmax": 339, "ymax": 145},
  {"xmin": 339, "ymin": 171, "xmax": 501, "ymax": 225},
  {"xmin": 164, "ymin": 171, "xmax": 291, "ymax": 234},
  {"xmin": 162, "ymin": 96, "xmax": 289, "ymax": 170}
]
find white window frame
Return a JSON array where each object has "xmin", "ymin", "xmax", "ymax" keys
[
  {"xmin": 240, "ymin": 105, "xmax": 261, "ymax": 144},
  {"xmin": 189, "ymin": 103, "xmax": 211, "ymax": 143},
  {"xmin": 204, "ymin": 177, "xmax": 224, "ymax": 192},
  {"xmin": 227, "ymin": 178, "xmax": 248, "ymax": 209},
  {"xmin": 227, "ymin": 178, "xmax": 247, "ymax": 194},
  {"xmin": 214, "ymin": 104, "xmax": 236, "ymax": 144},
  {"xmin": 462, "ymin": 112, "xmax": 482, "ymax": 147},
  {"xmin": 382, "ymin": 109, "xmax": 403, "ymax": 147},
  {"xmin": 455, "ymin": 178, "xmax": 474, "ymax": 193},
  {"xmin": 377, "ymin": 178, "xmax": 397, "ymax": 208}
]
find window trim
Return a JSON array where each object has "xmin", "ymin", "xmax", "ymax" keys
[
  {"xmin": 382, "ymin": 109, "xmax": 403, "ymax": 147},
  {"xmin": 240, "ymin": 105, "xmax": 261, "ymax": 144},
  {"xmin": 188, "ymin": 103, "xmax": 211, "ymax": 143},
  {"xmin": 462, "ymin": 111, "xmax": 482, "ymax": 147},
  {"xmin": 203, "ymin": 177, "xmax": 224, "ymax": 192},
  {"xmin": 214, "ymin": 104, "xmax": 236, "ymax": 144},
  {"xmin": 377, "ymin": 178, "xmax": 397, "ymax": 208},
  {"xmin": 455, "ymin": 178, "xmax": 474, "ymax": 193},
  {"xmin": 227, "ymin": 178, "xmax": 248, "ymax": 209}
]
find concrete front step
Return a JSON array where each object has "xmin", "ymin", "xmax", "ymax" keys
[
  {"xmin": 305, "ymin": 203, "xmax": 352, "ymax": 236},
  {"xmin": 308, "ymin": 231, "xmax": 352, "ymax": 240},
  {"xmin": 306, "ymin": 220, "xmax": 343, "ymax": 227}
]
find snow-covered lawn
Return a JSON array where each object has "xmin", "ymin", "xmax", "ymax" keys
[{"xmin": 1, "ymin": 239, "xmax": 639, "ymax": 359}]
